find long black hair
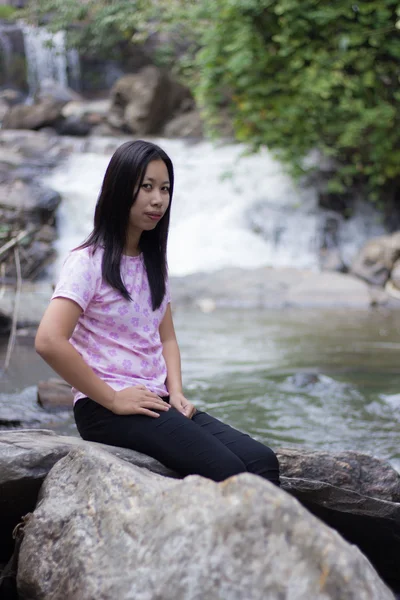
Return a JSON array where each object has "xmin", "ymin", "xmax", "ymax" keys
[{"xmin": 78, "ymin": 140, "xmax": 174, "ymax": 310}]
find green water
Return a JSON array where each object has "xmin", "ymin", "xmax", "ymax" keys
[
  {"xmin": 1, "ymin": 308, "xmax": 399, "ymax": 471},
  {"xmin": 175, "ymin": 308, "xmax": 400, "ymax": 471}
]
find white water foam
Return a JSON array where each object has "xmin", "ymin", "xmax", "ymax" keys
[{"xmin": 42, "ymin": 137, "xmax": 385, "ymax": 277}]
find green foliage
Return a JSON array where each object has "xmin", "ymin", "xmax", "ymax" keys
[
  {"xmin": 23, "ymin": 0, "xmax": 155, "ymax": 57},
  {"xmin": 24, "ymin": 0, "xmax": 400, "ymax": 200},
  {"xmin": 183, "ymin": 0, "xmax": 400, "ymax": 200},
  {"xmin": 0, "ymin": 5, "xmax": 18, "ymax": 19}
]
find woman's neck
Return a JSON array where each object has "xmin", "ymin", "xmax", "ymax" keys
[{"xmin": 124, "ymin": 232, "xmax": 141, "ymax": 256}]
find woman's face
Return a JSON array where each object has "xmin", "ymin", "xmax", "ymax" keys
[{"xmin": 128, "ymin": 159, "xmax": 171, "ymax": 236}]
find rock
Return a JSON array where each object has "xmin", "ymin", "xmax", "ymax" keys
[
  {"xmin": 285, "ymin": 270, "xmax": 371, "ymax": 308},
  {"xmin": 390, "ymin": 258, "xmax": 400, "ymax": 290},
  {"xmin": 108, "ymin": 67, "xmax": 193, "ymax": 134},
  {"xmin": 2, "ymin": 99, "xmax": 64, "ymax": 130},
  {"xmin": 0, "ymin": 282, "xmax": 54, "ymax": 324},
  {"xmin": 163, "ymin": 110, "xmax": 203, "ymax": 138},
  {"xmin": 1, "ymin": 430, "xmax": 399, "ymax": 593},
  {"xmin": 0, "ymin": 430, "xmax": 178, "ymax": 561},
  {"xmin": 61, "ymin": 99, "xmax": 110, "ymax": 122},
  {"xmin": 17, "ymin": 445, "xmax": 394, "ymax": 600},
  {"xmin": 171, "ymin": 267, "xmax": 374, "ymax": 309},
  {"xmin": 35, "ymin": 225, "xmax": 57, "ymax": 244},
  {"xmin": 0, "ymin": 99, "xmax": 9, "ymax": 122},
  {"xmin": 286, "ymin": 372, "xmax": 321, "ymax": 388},
  {"xmin": 34, "ymin": 78, "xmax": 81, "ymax": 105},
  {"xmin": 0, "ymin": 88, "xmax": 25, "ymax": 107},
  {"xmin": 0, "ymin": 310, "xmax": 12, "ymax": 336},
  {"xmin": 56, "ymin": 115, "xmax": 92, "ymax": 137},
  {"xmin": 281, "ymin": 476, "xmax": 400, "ymax": 594},
  {"xmin": 37, "ymin": 378, "xmax": 74, "ymax": 410},
  {"xmin": 0, "ymin": 181, "xmax": 61, "ymax": 222},
  {"xmin": 350, "ymin": 232, "xmax": 400, "ymax": 286},
  {"xmin": 277, "ymin": 448, "xmax": 400, "ymax": 502},
  {"xmin": 277, "ymin": 448, "xmax": 400, "ymax": 591}
]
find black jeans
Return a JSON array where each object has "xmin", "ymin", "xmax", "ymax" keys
[{"xmin": 74, "ymin": 397, "xmax": 280, "ymax": 485}]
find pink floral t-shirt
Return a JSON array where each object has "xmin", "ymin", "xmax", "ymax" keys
[{"xmin": 52, "ymin": 246, "xmax": 170, "ymax": 403}]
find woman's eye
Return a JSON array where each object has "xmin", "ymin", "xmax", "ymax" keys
[
  {"xmin": 142, "ymin": 183, "xmax": 152, "ymax": 190},
  {"xmin": 162, "ymin": 187, "xmax": 170, "ymax": 193}
]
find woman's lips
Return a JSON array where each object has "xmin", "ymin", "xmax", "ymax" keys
[{"xmin": 145, "ymin": 213, "xmax": 162, "ymax": 221}]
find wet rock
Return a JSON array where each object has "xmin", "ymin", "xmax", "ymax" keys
[
  {"xmin": 285, "ymin": 270, "xmax": 371, "ymax": 308},
  {"xmin": 56, "ymin": 115, "xmax": 92, "ymax": 137},
  {"xmin": 108, "ymin": 67, "xmax": 194, "ymax": 134},
  {"xmin": 277, "ymin": 448, "xmax": 400, "ymax": 502},
  {"xmin": 34, "ymin": 79, "xmax": 81, "ymax": 105},
  {"xmin": 163, "ymin": 110, "xmax": 203, "ymax": 138},
  {"xmin": 37, "ymin": 378, "xmax": 74, "ymax": 411},
  {"xmin": 17, "ymin": 446, "xmax": 394, "ymax": 600},
  {"xmin": 286, "ymin": 372, "xmax": 321, "ymax": 388},
  {"xmin": 350, "ymin": 232, "xmax": 400, "ymax": 286},
  {"xmin": 390, "ymin": 258, "xmax": 400, "ymax": 290},
  {"xmin": 0, "ymin": 282, "xmax": 54, "ymax": 323},
  {"xmin": 0, "ymin": 310, "xmax": 11, "ymax": 336},
  {"xmin": 2, "ymin": 99, "xmax": 64, "ymax": 130},
  {"xmin": 0, "ymin": 181, "xmax": 61, "ymax": 220}
]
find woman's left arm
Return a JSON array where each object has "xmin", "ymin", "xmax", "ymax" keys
[{"xmin": 159, "ymin": 304, "xmax": 196, "ymax": 418}]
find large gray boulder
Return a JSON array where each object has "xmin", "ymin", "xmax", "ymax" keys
[
  {"xmin": 17, "ymin": 445, "xmax": 394, "ymax": 600},
  {"xmin": 108, "ymin": 67, "xmax": 194, "ymax": 135},
  {"xmin": 2, "ymin": 99, "xmax": 64, "ymax": 130},
  {"xmin": 1, "ymin": 430, "xmax": 399, "ymax": 592}
]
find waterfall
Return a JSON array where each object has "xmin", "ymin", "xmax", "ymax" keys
[
  {"xmin": 0, "ymin": 28, "xmax": 12, "ymax": 81},
  {"xmin": 21, "ymin": 23, "xmax": 81, "ymax": 97},
  {"xmin": 41, "ymin": 138, "xmax": 387, "ymax": 277},
  {"xmin": 0, "ymin": 22, "xmax": 18, "ymax": 85}
]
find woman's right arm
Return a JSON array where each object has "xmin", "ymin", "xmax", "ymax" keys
[{"xmin": 35, "ymin": 297, "xmax": 170, "ymax": 417}]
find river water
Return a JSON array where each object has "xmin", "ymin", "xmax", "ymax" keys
[
  {"xmin": 1, "ymin": 306, "xmax": 399, "ymax": 472},
  {"xmin": 0, "ymin": 137, "xmax": 398, "ymax": 472}
]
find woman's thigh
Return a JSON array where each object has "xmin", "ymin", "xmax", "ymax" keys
[
  {"xmin": 74, "ymin": 398, "xmax": 246, "ymax": 481},
  {"xmin": 192, "ymin": 411, "xmax": 280, "ymax": 485}
]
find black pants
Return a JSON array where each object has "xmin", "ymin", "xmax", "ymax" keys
[{"xmin": 74, "ymin": 397, "xmax": 280, "ymax": 485}]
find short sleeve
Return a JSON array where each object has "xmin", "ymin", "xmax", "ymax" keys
[{"xmin": 52, "ymin": 250, "xmax": 98, "ymax": 312}]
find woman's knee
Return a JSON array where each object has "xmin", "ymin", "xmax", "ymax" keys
[
  {"xmin": 244, "ymin": 444, "xmax": 280, "ymax": 485},
  {"xmin": 201, "ymin": 452, "xmax": 247, "ymax": 482}
]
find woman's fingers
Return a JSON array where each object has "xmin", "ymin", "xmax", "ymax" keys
[
  {"xmin": 141, "ymin": 400, "xmax": 170, "ymax": 411},
  {"xmin": 138, "ymin": 408, "xmax": 161, "ymax": 418}
]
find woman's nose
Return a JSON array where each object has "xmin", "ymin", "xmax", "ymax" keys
[{"xmin": 150, "ymin": 191, "xmax": 163, "ymax": 205}]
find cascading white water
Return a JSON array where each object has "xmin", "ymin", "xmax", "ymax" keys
[
  {"xmin": 42, "ymin": 137, "xmax": 386, "ymax": 277},
  {"xmin": 0, "ymin": 24, "xmax": 13, "ymax": 82},
  {"xmin": 21, "ymin": 23, "xmax": 80, "ymax": 96}
]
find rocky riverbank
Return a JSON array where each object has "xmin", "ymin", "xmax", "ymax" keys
[{"xmin": 0, "ymin": 430, "xmax": 399, "ymax": 599}]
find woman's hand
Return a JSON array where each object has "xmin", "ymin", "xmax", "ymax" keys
[
  {"xmin": 112, "ymin": 385, "xmax": 170, "ymax": 418},
  {"xmin": 169, "ymin": 392, "xmax": 196, "ymax": 419}
]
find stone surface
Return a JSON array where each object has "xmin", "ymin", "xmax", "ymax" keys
[
  {"xmin": 2, "ymin": 99, "xmax": 64, "ymax": 130},
  {"xmin": 390, "ymin": 258, "xmax": 400, "ymax": 290},
  {"xmin": 37, "ymin": 378, "xmax": 74, "ymax": 410},
  {"xmin": 350, "ymin": 232, "xmax": 400, "ymax": 286},
  {"xmin": 108, "ymin": 67, "xmax": 193, "ymax": 134},
  {"xmin": 171, "ymin": 266, "xmax": 372, "ymax": 309},
  {"xmin": 163, "ymin": 110, "xmax": 203, "ymax": 138},
  {"xmin": 281, "ymin": 476, "xmax": 400, "ymax": 593},
  {"xmin": 285, "ymin": 270, "xmax": 371, "ymax": 309},
  {"xmin": 17, "ymin": 446, "xmax": 394, "ymax": 600},
  {"xmin": 1, "ymin": 430, "xmax": 399, "ymax": 592},
  {"xmin": 0, "ymin": 430, "xmax": 178, "ymax": 563},
  {"xmin": 277, "ymin": 447, "xmax": 400, "ymax": 502}
]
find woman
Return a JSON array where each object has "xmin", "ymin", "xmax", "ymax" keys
[{"xmin": 35, "ymin": 140, "xmax": 280, "ymax": 485}]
